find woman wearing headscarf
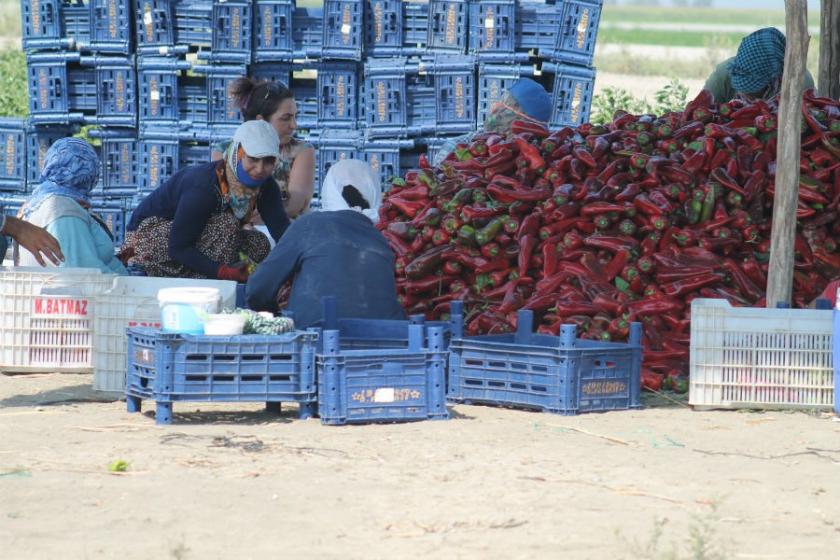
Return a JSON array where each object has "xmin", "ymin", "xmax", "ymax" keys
[
  {"xmin": 211, "ymin": 77, "xmax": 315, "ymax": 219},
  {"xmin": 15, "ymin": 138, "xmax": 125, "ymax": 273},
  {"xmin": 124, "ymin": 120, "xmax": 289, "ymax": 282},
  {"xmin": 431, "ymin": 77, "xmax": 553, "ymax": 167},
  {"xmin": 704, "ymin": 27, "xmax": 815, "ymax": 103},
  {"xmin": 245, "ymin": 159, "xmax": 405, "ymax": 327}
]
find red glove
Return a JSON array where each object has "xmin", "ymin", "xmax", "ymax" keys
[{"xmin": 217, "ymin": 263, "xmax": 249, "ymax": 283}]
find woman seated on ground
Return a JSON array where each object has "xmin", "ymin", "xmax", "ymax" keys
[
  {"xmin": 15, "ymin": 138, "xmax": 125, "ymax": 273},
  {"xmin": 431, "ymin": 77, "xmax": 553, "ymax": 166},
  {"xmin": 245, "ymin": 159, "xmax": 406, "ymax": 328},
  {"xmin": 211, "ymin": 77, "xmax": 315, "ymax": 219},
  {"xmin": 123, "ymin": 120, "xmax": 289, "ymax": 282},
  {"xmin": 703, "ymin": 27, "xmax": 814, "ymax": 103}
]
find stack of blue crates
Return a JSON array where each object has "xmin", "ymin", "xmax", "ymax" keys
[{"xmin": 4, "ymin": 0, "xmax": 603, "ymax": 232}]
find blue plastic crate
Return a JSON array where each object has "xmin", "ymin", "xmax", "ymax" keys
[
  {"xmin": 125, "ymin": 327, "xmax": 319, "ymax": 424},
  {"xmin": 253, "ymin": 0, "xmax": 295, "ymax": 62},
  {"xmin": 0, "ymin": 194, "xmax": 26, "ymax": 217},
  {"xmin": 322, "ymin": 0, "xmax": 364, "ymax": 60},
  {"xmin": 138, "ymin": 125, "xmax": 220, "ymax": 191},
  {"xmin": 137, "ymin": 57, "xmax": 245, "ymax": 126},
  {"xmin": 549, "ymin": 0, "xmax": 601, "ymax": 66},
  {"xmin": 292, "ymin": 7, "xmax": 324, "ymax": 58},
  {"xmin": 135, "ymin": 0, "xmax": 252, "ymax": 64},
  {"xmin": 360, "ymin": 136, "xmax": 416, "ymax": 187},
  {"xmin": 22, "ymin": 0, "xmax": 133, "ymax": 54},
  {"xmin": 26, "ymin": 52, "xmax": 136, "ymax": 127},
  {"xmin": 24, "ymin": 123, "xmax": 80, "ymax": 187},
  {"xmin": 316, "ymin": 61, "xmax": 360, "ymax": 128},
  {"xmin": 448, "ymin": 308, "xmax": 643, "ymax": 415},
  {"xmin": 316, "ymin": 322, "xmax": 448, "ymax": 426},
  {"xmin": 0, "ymin": 118, "xmax": 27, "ymax": 192},
  {"xmin": 95, "ymin": 128, "xmax": 139, "ymax": 196},
  {"xmin": 516, "ymin": 0, "xmax": 562, "ymax": 53},
  {"xmin": 364, "ymin": 0, "xmax": 467, "ymax": 57},
  {"xmin": 90, "ymin": 195, "xmax": 128, "ymax": 247},
  {"xmin": 363, "ymin": 56, "xmax": 475, "ymax": 138},
  {"xmin": 309, "ymin": 129, "xmax": 362, "ymax": 193},
  {"xmin": 543, "ymin": 61, "xmax": 595, "ymax": 128},
  {"xmin": 468, "ymin": 0, "xmax": 525, "ymax": 60}
]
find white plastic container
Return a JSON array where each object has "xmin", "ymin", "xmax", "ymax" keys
[
  {"xmin": 0, "ymin": 267, "xmax": 117, "ymax": 373},
  {"xmin": 92, "ymin": 277, "xmax": 236, "ymax": 393},
  {"xmin": 158, "ymin": 287, "xmax": 221, "ymax": 335},
  {"xmin": 203, "ymin": 313, "xmax": 247, "ymax": 336},
  {"xmin": 690, "ymin": 298, "xmax": 834, "ymax": 411}
]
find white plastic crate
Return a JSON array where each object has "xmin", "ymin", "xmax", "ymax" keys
[
  {"xmin": 689, "ymin": 298, "xmax": 834, "ymax": 411},
  {"xmin": 0, "ymin": 267, "xmax": 117, "ymax": 372},
  {"xmin": 93, "ymin": 276, "xmax": 238, "ymax": 393}
]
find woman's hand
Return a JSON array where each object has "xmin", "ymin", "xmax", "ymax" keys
[{"xmin": 3, "ymin": 216, "xmax": 64, "ymax": 266}]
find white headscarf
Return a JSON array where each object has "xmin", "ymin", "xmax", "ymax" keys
[{"xmin": 320, "ymin": 159, "xmax": 381, "ymax": 223}]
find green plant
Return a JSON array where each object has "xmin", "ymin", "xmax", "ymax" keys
[
  {"xmin": 0, "ymin": 49, "xmax": 28, "ymax": 117},
  {"xmin": 590, "ymin": 79, "xmax": 689, "ymax": 124}
]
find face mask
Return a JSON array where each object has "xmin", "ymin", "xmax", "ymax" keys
[{"xmin": 236, "ymin": 159, "xmax": 265, "ymax": 189}]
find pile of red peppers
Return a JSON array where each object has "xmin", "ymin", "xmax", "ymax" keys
[{"xmin": 377, "ymin": 89, "xmax": 840, "ymax": 392}]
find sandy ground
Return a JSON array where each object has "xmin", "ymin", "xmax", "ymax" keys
[
  {"xmin": 2, "ymin": 372, "xmax": 839, "ymax": 559},
  {"xmin": 595, "ymin": 71, "xmax": 706, "ymax": 104}
]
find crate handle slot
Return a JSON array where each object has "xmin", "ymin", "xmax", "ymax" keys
[
  {"xmin": 211, "ymin": 375, "xmax": 235, "ymax": 382},
  {"xmin": 488, "ymin": 381, "xmax": 505, "ymax": 388},
  {"xmin": 594, "ymin": 360, "xmax": 616, "ymax": 369},
  {"xmin": 185, "ymin": 375, "xmax": 207, "ymax": 382},
  {"xmin": 531, "ymin": 385, "xmax": 547, "ymax": 393},
  {"xmin": 240, "ymin": 375, "xmax": 264, "ymax": 382},
  {"xmin": 464, "ymin": 378, "xmax": 483, "ymax": 386},
  {"xmin": 465, "ymin": 359, "xmax": 483, "ymax": 366},
  {"xmin": 242, "ymin": 354, "xmax": 265, "ymax": 361},
  {"xmin": 185, "ymin": 354, "xmax": 210, "ymax": 361},
  {"xmin": 268, "ymin": 375, "xmax": 292, "ymax": 382}
]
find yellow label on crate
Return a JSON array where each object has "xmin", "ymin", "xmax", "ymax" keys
[
  {"xmin": 341, "ymin": 5, "xmax": 352, "ymax": 44},
  {"xmin": 38, "ymin": 140, "xmax": 48, "ymax": 169},
  {"xmin": 263, "ymin": 6, "xmax": 272, "ymax": 46},
  {"xmin": 227, "ymin": 89, "xmax": 237, "ymax": 119},
  {"xmin": 5, "ymin": 134, "xmax": 15, "ymax": 176},
  {"xmin": 134, "ymin": 347, "xmax": 154, "ymax": 366},
  {"xmin": 376, "ymin": 80, "xmax": 387, "ymax": 123},
  {"xmin": 489, "ymin": 79, "xmax": 500, "ymax": 106},
  {"xmin": 484, "ymin": 8, "xmax": 494, "ymax": 49},
  {"xmin": 120, "ymin": 144, "xmax": 130, "ymax": 183},
  {"xmin": 143, "ymin": 3, "xmax": 154, "ymax": 41},
  {"xmin": 150, "ymin": 76, "xmax": 159, "ymax": 115},
  {"xmin": 116, "ymin": 72, "xmax": 125, "ymax": 112},
  {"xmin": 455, "ymin": 76, "xmax": 464, "ymax": 118},
  {"xmin": 38, "ymin": 68, "xmax": 48, "ymax": 109},
  {"xmin": 570, "ymin": 83, "xmax": 582, "ymax": 123},
  {"xmin": 373, "ymin": 2, "xmax": 383, "ymax": 42},
  {"xmin": 336, "ymin": 75, "xmax": 346, "ymax": 115},
  {"xmin": 446, "ymin": 5, "xmax": 457, "ymax": 45},
  {"xmin": 576, "ymin": 9, "xmax": 589, "ymax": 49},
  {"xmin": 369, "ymin": 153, "xmax": 379, "ymax": 171},
  {"xmin": 580, "ymin": 380, "xmax": 627, "ymax": 396},
  {"xmin": 150, "ymin": 145, "xmax": 159, "ymax": 187},
  {"xmin": 31, "ymin": 0, "xmax": 40, "ymax": 31},
  {"xmin": 232, "ymin": 7, "xmax": 242, "ymax": 46},
  {"xmin": 108, "ymin": 0, "xmax": 118, "ymax": 39}
]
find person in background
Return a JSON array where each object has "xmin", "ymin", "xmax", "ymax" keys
[
  {"xmin": 15, "ymin": 138, "xmax": 125, "ymax": 273},
  {"xmin": 124, "ymin": 120, "xmax": 289, "ymax": 282},
  {"xmin": 0, "ymin": 214, "xmax": 63, "ymax": 266},
  {"xmin": 703, "ymin": 27, "xmax": 814, "ymax": 103},
  {"xmin": 246, "ymin": 159, "xmax": 406, "ymax": 328},
  {"xmin": 212, "ymin": 77, "xmax": 315, "ymax": 219},
  {"xmin": 431, "ymin": 77, "xmax": 553, "ymax": 167}
]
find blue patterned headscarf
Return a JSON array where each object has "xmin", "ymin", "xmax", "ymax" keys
[
  {"xmin": 729, "ymin": 27, "xmax": 787, "ymax": 95},
  {"xmin": 21, "ymin": 137, "xmax": 99, "ymax": 219}
]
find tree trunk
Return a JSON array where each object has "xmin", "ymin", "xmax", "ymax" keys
[
  {"xmin": 767, "ymin": 0, "xmax": 809, "ymax": 309},
  {"xmin": 819, "ymin": 0, "xmax": 840, "ymax": 98}
]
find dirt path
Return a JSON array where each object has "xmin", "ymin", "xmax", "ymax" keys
[{"xmin": 2, "ymin": 373, "xmax": 839, "ymax": 559}]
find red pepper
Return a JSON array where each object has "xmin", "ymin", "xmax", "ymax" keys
[
  {"xmin": 487, "ymin": 184, "xmax": 551, "ymax": 204},
  {"xmin": 382, "ymin": 230, "xmax": 413, "ymax": 256},
  {"xmin": 511, "ymin": 120, "xmax": 549, "ymax": 138},
  {"xmin": 517, "ymin": 213, "xmax": 541, "ymax": 240},
  {"xmin": 627, "ymin": 296, "xmax": 683, "ymax": 317},
  {"xmin": 518, "ymin": 234, "xmax": 538, "ymax": 277},
  {"xmin": 583, "ymin": 235, "xmax": 638, "ymax": 253},
  {"xmin": 514, "ymin": 137, "xmax": 546, "ymax": 170},
  {"xmin": 660, "ymin": 272, "xmax": 721, "ymax": 297},
  {"xmin": 389, "ymin": 197, "xmax": 428, "ymax": 218}
]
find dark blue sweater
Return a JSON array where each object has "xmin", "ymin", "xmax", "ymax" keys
[
  {"xmin": 128, "ymin": 161, "xmax": 289, "ymax": 277},
  {"xmin": 245, "ymin": 210, "xmax": 406, "ymax": 328}
]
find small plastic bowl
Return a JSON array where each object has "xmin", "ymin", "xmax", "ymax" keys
[{"xmin": 203, "ymin": 313, "xmax": 247, "ymax": 336}]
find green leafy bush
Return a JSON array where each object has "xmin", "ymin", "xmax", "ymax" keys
[
  {"xmin": 590, "ymin": 79, "xmax": 689, "ymax": 124},
  {"xmin": 0, "ymin": 49, "xmax": 28, "ymax": 117}
]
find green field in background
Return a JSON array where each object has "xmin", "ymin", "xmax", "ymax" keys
[
  {"xmin": 599, "ymin": 6, "xmax": 806, "ymax": 27},
  {"xmin": 598, "ymin": 29, "xmax": 744, "ymax": 49}
]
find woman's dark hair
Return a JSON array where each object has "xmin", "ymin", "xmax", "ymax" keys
[
  {"xmin": 229, "ymin": 76, "xmax": 294, "ymax": 121},
  {"xmin": 342, "ymin": 185, "xmax": 370, "ymax": 210}
]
